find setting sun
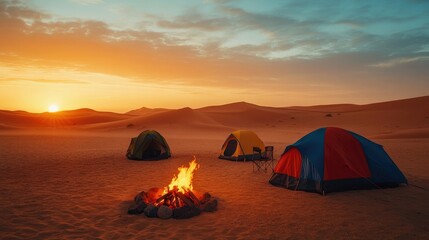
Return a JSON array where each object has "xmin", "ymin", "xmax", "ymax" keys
[{"xmin": 48, "ymin": 104, "xmax": 59, "ymax": 113}]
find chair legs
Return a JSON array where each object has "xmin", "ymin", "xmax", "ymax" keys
[
  {"xmin": 252, "ymin": 159, "xmax": 272, "ymax": 173},
  {"xmin": 252, "ymin": 160, "xmax": 264, "ymax": 172}
]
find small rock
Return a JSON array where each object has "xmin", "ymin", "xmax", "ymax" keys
[
  {"xmin": 200, "ymin": 192, "xmax": 211, "ymax": 204},
  {"xmin": 172, "ymin": 206, "xmax": 201, "ymax": 219},
  {"xmin": 202, "ymin": 198, "xmax": 218, "ymax": 212},
  {"xmin": 144, "ymin": 204, "xmax": 159, "ymax": 218},
  {"xmin": 134, "ymin": 191, "xmax": 146, "ymax": 204},
  {"xmin": 128, "ymin": 202, "xmax": 147, "ymax": 215},
  {"xmin": 157, "ymin": 205, "xmax": 173, "ymax": 219}
]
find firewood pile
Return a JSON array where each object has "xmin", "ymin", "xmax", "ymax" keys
[
  {"xmin": 128, "ymin": 187, "xmax": 217, "ymax": 219},
  {"xmin": 128, "ymin": 158, "xmax": 216, "ymax": 219}
]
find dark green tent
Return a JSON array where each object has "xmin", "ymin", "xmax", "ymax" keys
[{"xmin": 126, "ymin": 130, "xmax": 171, "ymax": 160}]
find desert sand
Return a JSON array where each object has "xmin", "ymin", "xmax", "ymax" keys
[{"xmin": 0, "ymin": 96, "xmax": 428, "ymax": 239}]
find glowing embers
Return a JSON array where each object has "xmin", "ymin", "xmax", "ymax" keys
[{"xmin": 128, "ymin": 157, "xmax": 217, "ymax": 219}]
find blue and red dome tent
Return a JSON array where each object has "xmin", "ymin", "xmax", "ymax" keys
[{"xmin": 269, "ymin": 127, "xmax": 407, "ymax": 194}]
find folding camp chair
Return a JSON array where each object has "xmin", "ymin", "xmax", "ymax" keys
[{"xmin": 252, "ymin": 146, "xmax": 275, "ymax": 172}]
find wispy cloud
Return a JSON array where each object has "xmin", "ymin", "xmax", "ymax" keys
[
  {"xmin": 370, "ymin": 56, "xmax": 429, "ymax": 68},
  {"xmin": 69, "ymin": 0, "xmax": 103, "ymax": 6},
  {"xmin": 157, "ymin": 17, "xmax": 227, "ymax": 32}
]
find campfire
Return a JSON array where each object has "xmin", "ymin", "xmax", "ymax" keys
[{"xmin": 128, "ymin": 157, "xmax": 217, "ymax": 219}]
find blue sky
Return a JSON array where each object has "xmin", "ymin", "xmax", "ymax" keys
[{"xmin": 0, "ymin": 0, "xmax": 428, "ymax": 112}]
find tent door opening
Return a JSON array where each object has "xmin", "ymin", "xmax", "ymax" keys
[
  {"xmin": 142, "ymin": 141, "xmax": 164, "ymax": 159},
  {"xmin": 223, "ymin": 140, "xmax": 238, "ymax": 156}
]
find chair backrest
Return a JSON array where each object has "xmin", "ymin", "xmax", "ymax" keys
[
  {"xmin": 264, "ymin": 146, "xmax": 274, "ymax": 160},
  {"xmin": 253, "ymin": 147, "xmax": 262, "ymax": 154}
]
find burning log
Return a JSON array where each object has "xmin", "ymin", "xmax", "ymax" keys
[
  {"xmin": 174, "ymin": 191, "xmax": 195, "ymax": 207},
  {"xmin": 155, "ymin": 191, "xmax": 173, "ymax": 204},
  {"xmin": 173, "ymin": 192, "xmax": 180, "ymax": 208},
  {"xmin": 186, "ymin": 190, "xmax": 201, "ymax": 206},
  {"xmin": 154, "ymin": 189, "xmax": 200, "ymax": 208}
]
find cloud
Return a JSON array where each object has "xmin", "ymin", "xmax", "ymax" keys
[
  {"xmin": 154, "ymin": 4, "xmax": 326, "ymax": 58},
  {"xmin": 152, "ymin": 2, "xmax": 426, "ymax": 59},
  {"xmin": 157, "ymin": 17, "xmax": 227, "ymax": 31},
  {"xmin": 69, "ymin": 0, "xmax": 103, "ymax": 5},
  {"xmin": 370, "ymin": 56, "xmax": 429, "ymax": 68},
  {"xmin": 0, "ymin": 65, "xmax": 91, "ymax": 85}
]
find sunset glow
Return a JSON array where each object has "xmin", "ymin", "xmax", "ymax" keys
[
  {"xmin": 48, "ymin": 104, "xmax": 59, "ymax": 113},
  {"xmin": 0, "ymin": 0, "xmax": 428, "ymax": 113}
]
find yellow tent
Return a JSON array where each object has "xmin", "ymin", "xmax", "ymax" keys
[{"xmin": 219, "ymin": 130, "xmax": 265, "ymax": 161}]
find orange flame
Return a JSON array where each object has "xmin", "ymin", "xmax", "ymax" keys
[{"xmin": 163, "ymin": 157, "xmax": 199, "ymax": 195}]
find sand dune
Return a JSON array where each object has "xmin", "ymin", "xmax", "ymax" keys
[
  {"xmin": 0, "ymin": 110, "xmax": 51, "ymax": 128},
  {"xmin": 363, "ymin": 95, "xmax": 429, "ymax": 111},
  {"xmin": 137, "ymin": 107, "xmax": 221, "ymax": 126},
  {"xmin": 0, "ymin": 108, "xmax": 131, "ymax": 129},
  {"xmin": 0, "ymin": 96, "xmax": 428, "ymax": 139},
  {"xmin": 84, "ymin": 107, "xmax": 232, "ymax": 137},
  {"xmin": 126, "ymin": 107, "xmax": 169, "ymax": 116},
  {"xmin": 288, "ymin": 95, "xmax": 429, "ymax": 113},
  {"xmin": 0, "ymin": 123, "xmax": 20, "ymax": 130},
  {"xmin": 197, "ymin": 101, "xmax": 283, "ymax": 113},
  {"xmin": 372, "ymin": 127, "xmax": 429, "ymax": 139},
  {"xmin": 287, "ymin": 103, "xmax": 360, "ymax": 113}
]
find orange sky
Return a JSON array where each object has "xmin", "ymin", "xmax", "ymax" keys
[{"xmin": 1, "ymin": 1, "xmax": 428, "ymax": 113}]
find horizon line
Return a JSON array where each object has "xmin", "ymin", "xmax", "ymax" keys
[{"xmin": 2, "ymin": 95, "xmax": 428, "ymax": 114}]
